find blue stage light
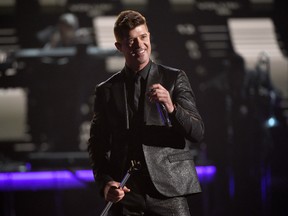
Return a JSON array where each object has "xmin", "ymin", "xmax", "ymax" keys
[
  {"xmin": 265, "ymin": 116, "xmax": 278, "ymax": 128},
  {"xmin": 0, "ymin": 166, "xmax": 216, "ymax": 191}
]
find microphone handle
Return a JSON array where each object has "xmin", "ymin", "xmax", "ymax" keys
[
  {"xmin": 156, "ymin": 103, "xmax": 172, "ymax": 127},
  {"xmin": 99, "ymin": 172, "xmax": 131, "ymax": 216}
]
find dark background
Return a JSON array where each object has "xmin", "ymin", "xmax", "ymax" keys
[{"xmin": 0, "ymin": 0, "xmax": 288, "ymax": 216}]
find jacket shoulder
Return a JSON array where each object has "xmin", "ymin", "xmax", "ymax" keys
[
  {"xmin": 96, "ymin": 71, "xmax": 123, "ymax": 89},
  {"xmin": 156, "ymin": 63, "xmax": 186, "ymax": 80},
  {"xmin": 153, "ymin": 63, "xmax": 186, "ymax": 87},
  {"xmin": 156, "ymin": 63, "xmax": 181, "ymax": 73}
]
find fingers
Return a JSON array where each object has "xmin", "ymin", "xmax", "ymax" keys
[
  {"xmin": 147, "ymin": 84, "xmax": 168, "ymax": 103},
  {"xmin": 122, "ymin": 186, "xmax": 131, "ymax": 193},
  {"xmin": 104, "ymin": 181, "xmax": 130, "ymax": 203},
  {"xmin": 106, "ymin": 186, "xmax": 124, "ymax": 203},
  {"xmin": 147, "ymin": 84, "xmax": 174, "ymax": 112}
]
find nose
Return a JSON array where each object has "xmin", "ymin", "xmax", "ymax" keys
[{"xmin": 134, "ymin": 37, "xmax": 143, "ymax": 47}]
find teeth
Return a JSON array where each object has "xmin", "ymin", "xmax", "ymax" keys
[
  {"xmin": 131, "ymin": 49, "xmax": 145, "ymax": 56},
  {"xmin": 137, "ymin": 49, "xmax": 144, "ymax": 54}
]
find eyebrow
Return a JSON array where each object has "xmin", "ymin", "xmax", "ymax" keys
[{"xmin": 127, "ymin": 33, "xmax": 149, "ymax": 40}]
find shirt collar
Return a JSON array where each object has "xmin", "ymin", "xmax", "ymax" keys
[{"xmin": 125, "ymin": 60, "xmax": 152, "ymax": 80}]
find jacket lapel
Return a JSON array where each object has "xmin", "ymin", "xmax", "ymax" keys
[
  {"xmin": 111, "ymin": 71, "xmax": 130, "ymax": 129},
  {"xmin": 145, "ymin": 62, "xmax": 165, "ymax": 126},
  {"xmin": 111, "ymin": 64, "xmax": 165, "ymax": 128}
]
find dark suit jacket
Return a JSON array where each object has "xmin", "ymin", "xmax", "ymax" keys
[{"xmin": 88, "ymin": 62, "xmax": 204, "ymax": 197}]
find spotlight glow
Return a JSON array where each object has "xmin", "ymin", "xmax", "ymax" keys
[{"xmin": 265, "ymin": 116, "xmax": 278, "ymax": 128}]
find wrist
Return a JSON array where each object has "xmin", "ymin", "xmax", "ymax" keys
[{"xmin": 169, "ymin": 104, "xmax": 177, "ymax": 115}]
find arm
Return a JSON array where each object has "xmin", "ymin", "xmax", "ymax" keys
[
  {"xmin": 88, "ymin": 86, "xmax": 130, "ymax": 202},
  {"xmin": 148, "ymin": 70, "xmax": 204, "ymax": 142},
  {"xmin": 88, "ymin": 86, "xmax": 113, "ymax": 195}
]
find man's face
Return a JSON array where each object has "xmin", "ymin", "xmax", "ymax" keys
[{"xmin": 115, "ymin": 24, "xmax": 151, "ymax": 71}]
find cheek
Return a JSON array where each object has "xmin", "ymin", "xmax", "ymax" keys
[
  {"xmin": 146, "ymin": 41, "xmax": 151, "ymax": 49},
  {"xmin": 122, "ymin": 47, "xmax": 132, "ymax": 55}
]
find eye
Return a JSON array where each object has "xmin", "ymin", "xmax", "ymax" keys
[{"xmin": 141, "ymin": 34, "xmax": 148, "ymax": 40}]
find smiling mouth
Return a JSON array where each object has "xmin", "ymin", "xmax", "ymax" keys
[{"xmin": 131, "ymin": 48, "xmax": 145, "ymax": 56}]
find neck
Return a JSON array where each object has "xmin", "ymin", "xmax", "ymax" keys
[{"xmin": 127, "ymin": 61, "xmax": 149, "ymax": 73}]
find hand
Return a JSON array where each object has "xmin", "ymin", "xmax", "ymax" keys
[
  {"xmin": 103, "ymin": 181, "xmax": 130, "ymax": 203},
  {"xmin": 147, "ymin": 83, "xmax": 174, "ymax": 113}
]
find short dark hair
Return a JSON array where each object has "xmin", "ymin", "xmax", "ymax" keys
[{"xmin": 114, "ymin": 10, "xmax": 147, "ymax": 42}]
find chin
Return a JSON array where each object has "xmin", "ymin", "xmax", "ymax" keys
[
  {"xmin": 137, "ymin": 59, "xmax": 149, "ymax": 65},
  {"xmin": 138, "ymin": 54, "xmax": 149, "ymax": 62}
]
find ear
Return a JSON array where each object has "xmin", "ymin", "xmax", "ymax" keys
[{"xmin": 115, "ymin": 42, "xmax": 122, "ymax": 52}]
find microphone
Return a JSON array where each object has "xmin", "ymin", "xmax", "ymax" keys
[
  {"xmin": 156, "ymin": 102, "xmax": 172, "ymax": 127},
  {"xmin": 99, "ymin": 161, "xmax": 141, "ymax": 216},
  {"xmin": 148, "ymin": 87, "xmax": 172, "ymax": 127}
]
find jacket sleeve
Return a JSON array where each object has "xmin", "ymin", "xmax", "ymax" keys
[
  {"xmin": 87, "ymin": 85, "xmax": 113, "ymax": 195},
  {"xmin": 169, "ymin": 70, "xmax": 204, "ymax": 143}
]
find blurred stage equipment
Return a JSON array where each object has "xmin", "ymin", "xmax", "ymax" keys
[
  {"xmin": 93, "ymin": 16, "xmax": 125, "ymax": 73},
  {"xmin": 0, "ymin": 88, "xmax": 28, "ymax": 141},
  {"xmin": 228, "ymin": 18, "xmax": 288, "ymax": 99},
  {"xmin": 14, "ymin": 46, "xmax": 117, "ymax": 59},
  {"xmin": 255, "ymin": 51, "xmax": 279, "ymax": 128}
]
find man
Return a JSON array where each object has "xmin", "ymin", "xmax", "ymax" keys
[{"xmin": 88, "ymin": 10, "xmax": 204, "ymax": 216}]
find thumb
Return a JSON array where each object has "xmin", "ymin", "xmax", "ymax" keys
[{"xmin": 122, "ymin": 186, "xmax": 130, "ymax": 193}]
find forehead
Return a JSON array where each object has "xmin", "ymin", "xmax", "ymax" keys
[{"xmin": 123, "ymin": 24, "xmax": 149, "ymax": 38}]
